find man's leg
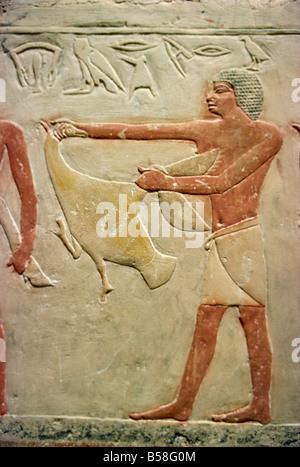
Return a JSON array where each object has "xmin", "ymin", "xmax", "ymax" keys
[
  {"xmin": 212, "ymin": 305, "xmax": 272, "ymax": 424},
  {"xmin": 0, "ymin": 322, "xmax": 6, "ymax": 416},
  {"xmin": 129, "ymin": 304, "xmax": 227, "ymax": 421}
]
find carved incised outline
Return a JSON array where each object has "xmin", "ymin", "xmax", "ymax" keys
[
  {"xmin": 0, "ymin": 7, "xmax": 295, "ymax": 425},
  {"xmin": 40, "ymin": 120, "xmax": 176, "ymax": 302},
  {"xmin": 10, "ymin": 42, "xmax": 62, "ymax": 94},
  {"xmin": 46, "ymin": 67, "xmax": 284, "ymax": 424},
  {"xmin": 64, "ymin": 38, "xmax": 125, "ymax": 95}
]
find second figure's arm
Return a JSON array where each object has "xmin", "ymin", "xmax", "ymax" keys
[
  {"xmin": 0, "ymin": 120, "xmax": 38, "ymax": 274},
  {"xmin": 136, "ymin": 123, "xmax": 284, "ymax": 194}
]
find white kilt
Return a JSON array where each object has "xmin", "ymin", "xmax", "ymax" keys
[{"xmin": 201, "ymin": 224, "xmax": 266, "ymax": 307}]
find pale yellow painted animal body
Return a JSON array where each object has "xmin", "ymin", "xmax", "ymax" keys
[{"xmin": 42, "ymin": 123, "xmax": 176, "ymax": 301}]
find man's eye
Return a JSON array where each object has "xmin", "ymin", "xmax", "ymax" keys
[{"xmin": 215, "ymin": 89, "xmax": 227, "ymax": 93}]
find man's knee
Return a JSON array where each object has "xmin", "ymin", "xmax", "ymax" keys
[
  {"xmin": 239, "ymin": 305, "xmax": 266, "ymax": 325},
  {"xmin": 197, "ymin": 304, "xmax": 227, "ymax": 322}
]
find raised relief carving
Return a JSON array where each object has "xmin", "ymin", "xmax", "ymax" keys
[
  {"xmin": 292, "ymin": 123, "xmax": 300, "ymax": 134},
  {"xmin": 40, "ymin": 120, "xmax": 176, "ymax": 302},
  {"xmin": 0, "ymin": 119, "xmax": 53, "ymax": 417},
  {"xmin": 64, "ymin": 38, "xmax": 125, "ymax": 95},
  {"xmin": 0, "ymin": 323, "xmax": 6, "ymax": 416},
  {"xmin": 10, "ymin": 42, "xmax": 62, "ymax": 94},
  {"xmin": 143, "ymin": 149, "xmax": 218, "ymax": 232},
  {"xmin": 163, "ymin": 37, "xmax": 193, "ymax": 77},
  {"xmin": 0, "ymin": 120, "xmax": 52, "ymax": 287},
  {"xmin": 240, "ymin": 36, "xmax": 270, "ymax": 71},
  {"xmin": 193, "ymin": 44, "xmax": 231, "ymax": 57},
  {"xmin": 51, "ymin": 69, "xmax": 284, "ymax": 424},
  {"xmin": 120, "ymin": 55, "xmax": 157, "ymax": 99},
  {"xmin": 110, "ymin": 39, "xmax": 158, "ymax": 99},
  {"xmin": 126, "ymin": 68, "xmax": 284, "ymax": 424},
  {"xmin": 110, "ymin": 39, "xmax": 157, "ymax": 53},
  {"xmin": 110, "ymin": 37, "xmax": 233, "ymax": 87}
]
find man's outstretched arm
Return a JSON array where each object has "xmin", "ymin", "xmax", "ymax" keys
[{"xmin": 50, "ymin": 118, "xmax": 211, "ymax": 145}]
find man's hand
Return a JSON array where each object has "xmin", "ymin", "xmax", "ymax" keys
[
  {"xmin": 52, "ymin": 121, "xmax": 87, "ymax": 140},
  {"xmin": 40, "ymin": 119, "xmax": 87, "ymax": 140},
  {"xmin": 136, "ymin": 168, "xmax": 175, "ymax": 191},
  {"xmin": 7, "ymin": 246, "xmax": 31, "ymax": 275}
]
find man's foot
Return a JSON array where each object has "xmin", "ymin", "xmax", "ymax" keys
[
  {"xmin": 0, "ymin": 400, "xmax": 7, "ymax": 416},
  {"xmin": 23, "ymin": 257, "xmax": 53, "ymax": 287},
  {"xmin": 212, "ymin": 402, "xmax": 271, "ymax": 424},
  {"xmin": 129, "ymin": 401, "xmax": 192, "ymax": 422}
]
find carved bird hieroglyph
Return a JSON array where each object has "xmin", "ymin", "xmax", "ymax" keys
[
  {"xmin": 64, "ymin": 38, "xmax": 126, "ymax": 95},
  {"xmin": 241, "ymin": 36, "xmax": 270, "ymax": 71}
]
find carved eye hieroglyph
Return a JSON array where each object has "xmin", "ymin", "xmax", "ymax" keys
[
  {"xmin": 110, "ymin": 40, "xmax": 157, "ymax": 52},
  {"xmin": 193, "ymin": 45, "xmax": 231, "ymax": 57}
]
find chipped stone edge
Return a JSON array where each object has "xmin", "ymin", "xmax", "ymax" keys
[{"xmin": 0, "ymin": 415, "xmax": 299, "ymax": 446}]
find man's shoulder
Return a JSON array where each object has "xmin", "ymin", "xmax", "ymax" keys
[
  {"xmin": 0, "ymin": 119, "xmax": 23, "ymax": 133},
  {"xmin": 253, "ymin": 119, "xmax": 282, "ymax": 135},
  {"xmin": 253, "ymin": 119, "xmax": 284, "ymax": 149}
]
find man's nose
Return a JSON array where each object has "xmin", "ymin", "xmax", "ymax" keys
[{"xmin": 206, "ymin": 91, "xmax": 214, "ymax": 102}]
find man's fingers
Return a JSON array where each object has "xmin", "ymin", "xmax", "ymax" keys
[
  {"xmin": 49, "ymin": 118, "xmax": 73, "ymax": 124},
  {"xmin": 39, "ymin": 119, "xmax": 51, "ymax": 132},
  {"xmin": 53, "ymin": 124, "xmax": 65, "ymax": 140}
]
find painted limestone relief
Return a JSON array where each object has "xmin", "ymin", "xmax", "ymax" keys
[
  {"xmin": 40, "ymin": 120, "xmax": 176, "ymax": 302},
  {"xmin": 120, "ymin": 55, "xmax": 157, "ymax": 99},
  {"xmin": 48, "ymin": 68, "xmax": 284, "ymax": 424},
  {"xmin": 0, "ymin": 323, "xmax": 5, "ymax": 416},
  {"xmin": 10, "ymin": 42, "xmax": 62, "ymax": 94},
  {"xmin": 60, "ymin": 36, "xmax": 243, "ymax": 99},
  {"xmin": 240, "ymin": 36, "xmax": 270, "ymax": 72},
  {"xmin": 0, "ymin": 120, "xmax": 52, "ymax": 286},
  {"xmin": 64, "ymin": 38, "xmax": 125, "ymax": 95},
  {"xmin": 0, "ymin": 119, "xmax": 52, "ymax": 415}
]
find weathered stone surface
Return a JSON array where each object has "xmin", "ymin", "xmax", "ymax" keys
[
  {"xmin": 0, "ymin": 0, "xmax": 299, "ymax": 447},
  {"xmin": 0, "ymin": 415, "xmax": 300, "ymax": 447}
]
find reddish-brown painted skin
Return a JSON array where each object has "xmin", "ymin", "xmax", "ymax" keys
[
  {"xmin": 0, "ymin": 324, "xmax": 6, "ymax": 416},
  {"xmin": 0, "ymin": 120, "xmax": 38, "ymax": 274},
  {"xmin": 71, "ymin": 85, "xmax": 283, "ymax": 232},
  {"xmin": 51, "ymin": 82, "xmax": 283, "ymax": 423},
  {"xmin": 0, "ymin": 121, "xmax": 38, "ymax": 417}
]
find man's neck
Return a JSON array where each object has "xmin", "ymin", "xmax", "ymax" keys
[{"xmin": 221, "ymin": 107, "xmax": 252, "ymax": 125}]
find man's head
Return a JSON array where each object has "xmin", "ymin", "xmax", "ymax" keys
[
  {"xmin": 206, "ymin": 81, "xmax": 238, "ymax": 117},
  {"xmin": 211, "ymin": 68, "xmax": 264, "ymax": 120}
]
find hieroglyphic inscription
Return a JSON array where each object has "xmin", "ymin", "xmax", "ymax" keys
[
  {"xmin": 120, "ymin": 55, "xmax": 157, "ymax": 99},
  {"xmin": 240, "ymin": 36, "xmax": 270, "ymax": 71},
  {"xmin": 1, "ymin": 0, "xmax": 298, "ymax": 429},
  {"xmin": 10, "ymin": 42, "xmax": 62, "ymax": 94},
  {"xmin": 64, "ymin": 38, "xmax": 125, "ymax": 95},
  {"xmin": 7, "ymin": 35, "xmax": 273, "ymax": 101}
]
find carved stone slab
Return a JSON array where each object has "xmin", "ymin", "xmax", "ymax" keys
[{"xmin": 0, "ymin": 0, "xmax": 299, "ymax": 446}]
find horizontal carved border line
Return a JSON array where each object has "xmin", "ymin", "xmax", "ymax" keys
[{"xmin": 1, "ymin": 26, "xmax": 300, "ymax": 35}]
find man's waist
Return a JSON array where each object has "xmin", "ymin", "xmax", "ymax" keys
[{"xmin": 204, "ymin": 216, "xmax": 259, "ymax": 250}]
